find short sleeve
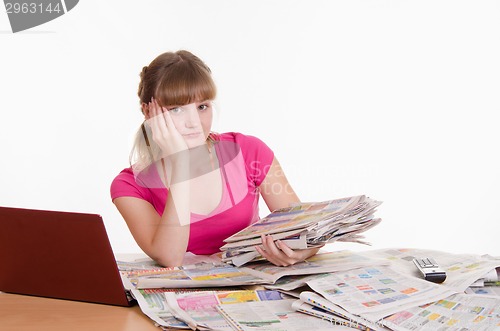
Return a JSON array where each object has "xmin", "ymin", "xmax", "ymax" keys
[
  {"xmin": 110, "ymin": 168, "xmax": 151, "ymax": 201},
  {"xmin": 230, "ymin": 133, "xmax": 274, "ymax": 186}
]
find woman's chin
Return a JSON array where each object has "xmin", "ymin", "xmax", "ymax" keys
[{"xmin": 185, "ymin": 138, "xmax": 206, "ymax": 149}]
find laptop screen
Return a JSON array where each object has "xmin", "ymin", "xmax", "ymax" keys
[{"xmin": 0, "ymin": 206, "xmax": 133, "ymax": 306}]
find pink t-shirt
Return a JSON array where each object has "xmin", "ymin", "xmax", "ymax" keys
[{"xmin": 110, "ymin": 132, "xmax": 274, "ymax": 255}]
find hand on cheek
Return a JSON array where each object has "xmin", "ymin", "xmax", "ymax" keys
[{"xmin": 144, "ymin": 98, "xmax": 189, "ymax": 158}]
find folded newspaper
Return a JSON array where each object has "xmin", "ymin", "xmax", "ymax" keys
[
  {"xmin": 221, "ymin": 195, "xmax": 382, "ymax": 266},
  {"xmin": 125, "ymin": 250, "xmax": 388, "ymax": 289}
]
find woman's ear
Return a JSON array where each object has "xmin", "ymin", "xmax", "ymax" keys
[{"xmin": 141, "ymin": 103, "xmax": 149, "ymax": 119}]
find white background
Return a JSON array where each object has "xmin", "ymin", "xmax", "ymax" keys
[{"xmin": 1, "ymin": 1, "xmax": 499, "ymax": 257}]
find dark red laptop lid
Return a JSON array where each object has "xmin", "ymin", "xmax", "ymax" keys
[{"xmin": 0, "ymin": 206, "xmax": 132, "ymax": 306}]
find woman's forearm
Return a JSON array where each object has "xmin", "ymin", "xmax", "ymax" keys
[{"xmin": 149, "ymin": 159, "xmax": 191, "ymax": 267}]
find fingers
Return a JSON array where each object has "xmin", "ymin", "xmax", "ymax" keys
[
  {"xmin": 256, "ymin": 235, "xmax": 297, "ymax": 267},
  {"xmin": 149, "ymin": 98, "xmax": 169, "ymax": 132},
  {"xmin": 161, "ymin": 104, "xmax": 177, "ymax": 131},
  {"xmin": 255, "ymin": 235, "xmax": 321, "ymax": 267},
  {"xmin": 275, "ymin": 239, "xmax": 295, "ymax": 257},
  {"xmin": 147, "ymin": 98, "xmax": 182, "ymax": 144},
  {"xmin": 146, "ymin": 98, "xmax": 162, "ymax": 136},
  {"xmin": 142, "ymin": 98, "xmax": 189, "ymax": 160}
]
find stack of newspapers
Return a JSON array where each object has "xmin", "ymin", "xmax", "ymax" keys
[{"xmin": 221, "ymin": 195, "xmax": 382, "ymax": 266}]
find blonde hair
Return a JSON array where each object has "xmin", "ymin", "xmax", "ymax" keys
[{"xmin": 131, "ymin": 50, "xmax": 217, "ymax": 172}]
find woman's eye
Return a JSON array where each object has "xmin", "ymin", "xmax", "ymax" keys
[
  {"xmin": 168, "ymin": 107, "xmax": 182, "ymax": 114},
  {"xmin": 198, "ymin": 104, "xmax": 209, "ymax": 111}
]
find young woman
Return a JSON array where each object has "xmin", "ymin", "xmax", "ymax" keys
[{"xmin": 110, "ymin": 50, "xmax": 320, "ymax": 267}]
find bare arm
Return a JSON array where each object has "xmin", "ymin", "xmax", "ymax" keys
[
  {"xmin": 259, "ymin": 157, "xmax": 300, "ymax": 212},
  {"xmin": 112, "ymin": 99, "xmax": 194, "ymax": 267},
  {"xmin": 257, "ymin": 157, "xmax": 322, "ymax": 266},
  {"xmin": 113, "ymin": 189, "xmax": 189, "ymax": 267},
  {"xmin": 114, "ymin": 154, "xmax": 192, "ymax": 267}
]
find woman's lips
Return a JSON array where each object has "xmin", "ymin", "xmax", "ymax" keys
[{"xmin": 182, "ymin": 132, "xmax": 201, "ymax": 138}]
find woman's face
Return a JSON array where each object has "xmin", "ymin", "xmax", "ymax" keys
[{"xmin": 164, "ymin": 100, "xmax": 214, "ymax": 148}]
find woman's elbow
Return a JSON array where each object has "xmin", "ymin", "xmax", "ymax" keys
[{"xmin": 150, "ymin": 252, "xmax": 185, "ymax": 268}]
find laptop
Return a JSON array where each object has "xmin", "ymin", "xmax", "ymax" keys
[{"xmin": 0, "ymin": 206, "xmax": 135, "ymax": 306}]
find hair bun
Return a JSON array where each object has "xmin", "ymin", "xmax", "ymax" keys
[
  {"xmin": 137, "ymin": 66, "xmax": 149, "ymax": 101},
  {"xmin": 140, "ymin": 66, "xmax": 148, "ymax": 79}
]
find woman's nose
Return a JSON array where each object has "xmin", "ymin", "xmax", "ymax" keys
[{"xmin": 184, "ymin": 106, "xmax": 201, "ymax": 128}]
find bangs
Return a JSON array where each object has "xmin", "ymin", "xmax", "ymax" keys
[{"xmin": 155, "ymin": 63, "xmax": 216, "ymax": 107}]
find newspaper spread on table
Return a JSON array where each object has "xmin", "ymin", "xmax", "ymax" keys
[
  {"xmin": 382, "ymin": 293, "xmax": 500, "ymax": 330},
  {"xmin": 118, "ymin": 248, "xmax": 500, "ymax": 331},
  {"xmin": 131, "ymin": 288, "xmax": 293, "ymax": 330},
  {"xmin": 305, "ymin": 264, "xmax": 456, "ymax": 322},
  {"xmin": 126, "ymin": 250, "xmax": 388, "ymax": 289},
  {"xmin": 362, "ymin": 248, "xmax": 500, "ymax": 292},
  {"xmin": 292, "ymin": 248, "xmax": 500, "ymax": 330},
  {"xmin": 216, "ymin": 298, "xmax": 337, "ymax": 331},
  {"xmin": 298, "ymin": 291, "xmax": 391, "ymax": 331}
]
